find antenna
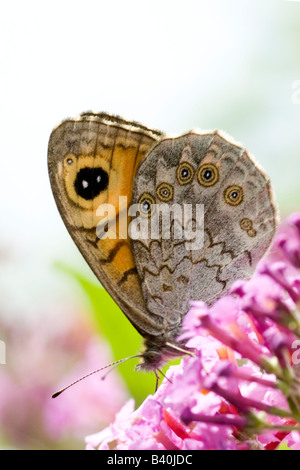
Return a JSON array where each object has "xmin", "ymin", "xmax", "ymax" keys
[{"xmin": 52, "ymin": 354, "xmax": 141, "ymax": 398}]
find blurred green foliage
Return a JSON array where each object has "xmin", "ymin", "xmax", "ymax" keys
[
  {"xmin": 277, "ymin": 442, "xmax": 291, "ymax": 451},
  {"xmin": 55, "ymin": 262, "xmax": 179, "ymax": 406}
]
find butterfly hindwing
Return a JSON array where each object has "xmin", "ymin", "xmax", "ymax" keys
[{"xmin": 131, "ymin": 130, "xmax": 278, "ymax": 333}]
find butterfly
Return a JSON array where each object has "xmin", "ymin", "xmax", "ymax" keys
[{"xmin": 48, "ymin": 111, "xmax": 278, "ymax": 375}]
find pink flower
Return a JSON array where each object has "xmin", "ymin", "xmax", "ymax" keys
[
  {"xmin": 277, "ymin": 214, "xmax": 300, "ymax": 269},
  {"xmin": 0, "ymin": 309, "xmax": 127, "ymax": 449},
  {"xmin": 86, "ymin": 357, "xmax": 245, "ymax": 450},
  {"xmin": 86, "ymin": 213, "xmax": 300, "ymax": 450}
]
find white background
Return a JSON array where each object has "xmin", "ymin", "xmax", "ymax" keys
[{"xmin": 0, "ymin": 0, "xmax": 299, "ymax": 314}]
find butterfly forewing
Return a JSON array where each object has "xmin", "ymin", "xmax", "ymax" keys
[{"xmin": 48, "ymin": 112, "xmax": 164, "ymax": 336}]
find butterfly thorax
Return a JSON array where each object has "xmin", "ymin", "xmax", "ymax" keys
[{"xmin": 136, "ymin": 334, "xmax": 192, "ymax": 371}]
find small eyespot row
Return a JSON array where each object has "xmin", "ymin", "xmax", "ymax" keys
[
  {"xmin": 247, "ymin": 228, "xmax": 257, "ymax": 237},
  {"xmin": 138, "ymin": 193, "xmax": 155, "ymax": 217},
  {"xmin": 224, "ymin": 185, "xmax": 243, "ymax": 206},
  {"xmin": 240, "ymin": 218, "xmax": 256, "ymax": 237},
  {"xmin": 176, "ymin": 162, "xmax": 194, "ymax": 185},
  {"xmin": 197, "ymin": 163, "xmax": 219, "ymax": 187},
  {"xmin": 240, "ymin": 218, "xmax": 252, "ymax": 230},
  {"xmin": 156, "ymin": 183, "xmax": 174, "ymax": 202}
]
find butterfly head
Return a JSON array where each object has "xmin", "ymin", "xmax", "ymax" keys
[{"xmin": 136, "ymin": 336, "xmax": 195, "ymax": 372}]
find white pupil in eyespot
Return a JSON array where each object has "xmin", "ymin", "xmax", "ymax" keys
[
  {"xmin": 203, "ymin": 170, "xmax": 212, "ymax": 179},
  {"xmin": 67, "ymin": 158, "xmax": 73, "ymax": 164},
  {"xmin": 82, "ymin": 180, "xmax": 88, "ymax": 188}
]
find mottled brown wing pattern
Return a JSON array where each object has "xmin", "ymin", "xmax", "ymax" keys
[{"xmin": 131, "ymin": 130, "xmax": 278, "ymax": 343}]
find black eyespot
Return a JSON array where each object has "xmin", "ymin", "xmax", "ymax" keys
[
  {"xmin": 143, "ymin": 201, "xmax": 150, "ymax": 211},
  {"xmin": 156, "ymin": 183, "xmax": 173, "ymax": 202},
  {"xmin": 240, "ymin": 218, "xmax": 252, "ymax": 230},
  {"xmin": 67, "ymin": 158, "xmax": 73, "ymax": 165},
  {"xmin": 138, "ymin": 193, "xmax": 155, "ymax": 217},
  {"xmin": 197, "ymin": 163, "xmax": 219, "ymax": 187},
  {"xmin": 177, "ymin": 162, "xmax": 194, "ymax": 185},
  {"xmin": 224, "ymin": 185, "xmax": 243, "ymax": 206},
  {"xmin": 74, "ymin": 167, "xmax": 109, "ymax": 200},
  {"xmin": 247, "ymin": 228, "xmax": 257, "ymax": 237}
]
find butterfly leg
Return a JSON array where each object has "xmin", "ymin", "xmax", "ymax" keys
[{"xmin": 154, "ymin": 370, "xmax": 160, "ymax": 392}]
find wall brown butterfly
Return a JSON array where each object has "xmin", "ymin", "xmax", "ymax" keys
[{"xmin": 48, "ymin": 112, "xmax": 278, "ymax": 374}]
